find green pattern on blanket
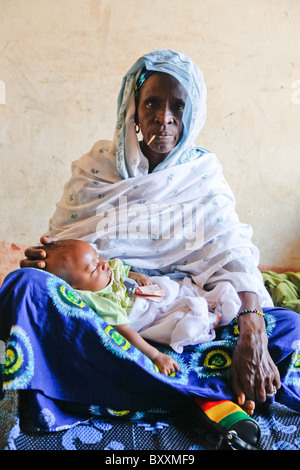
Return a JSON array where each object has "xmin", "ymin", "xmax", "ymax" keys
[{"xmin": 262, "ymin": 271, "xmax": 300, "ymax": 314}]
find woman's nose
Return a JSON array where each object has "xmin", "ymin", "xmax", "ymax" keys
[{"xmin": 155, "ymin": 105, "xmax": 174, "ymax": 125}]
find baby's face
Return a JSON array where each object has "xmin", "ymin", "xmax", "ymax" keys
[
  {"xmin": 68, "ymin": 242, "xmax": 112, "ymax": 291},
  {"xmin": 47, "ymin": 240, "xmax": 112, "ymax": 291}
]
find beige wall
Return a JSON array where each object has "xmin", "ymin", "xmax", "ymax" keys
[{"xmin": 1, "ymin": 0, "xmax": 299, "ymax": 268}]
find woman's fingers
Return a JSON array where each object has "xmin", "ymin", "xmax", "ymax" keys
[
  {"xmin": 20, "ymin": 246, "xmax": 45, "ymax": 268},
  {"xmin": 24, "ymin": 246, "xmax": 47, "ymax": 259},
  {"xmin": 231, "ymin": 362, "xmax": 246, "ymax": 403},
  {"xmin": 40, "ymin": 235, "xmax": 58, "ymax": 245},
  {"xmin": 20, "ymin": 247, "xmax": 46, "ymax": 268},
  {"xmin": 19, "ymin": 236, "xmax": 58, "ymax": 268},
  {"xmin": 231, "ymin": 343, "xmax": 281, "ymax": 405},
  {"xmin": 20, "ymin": 246, "xmax": 47, "ymax": 267}
]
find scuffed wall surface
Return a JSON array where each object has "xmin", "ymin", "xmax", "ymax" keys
[
  {"xmin": 0, "ymin": 242, "xmax": 26, "ymax": 286},
  {"xmin": 0, "ymin": 0, "xmax": 299, "ymax": 268}
]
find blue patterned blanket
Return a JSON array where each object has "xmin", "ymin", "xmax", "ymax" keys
[
  {"xmin": 5, "ymin": 402, "xmax": 300, "ymax": 451},
  {"xmin": 1, "ymin": 268, "xmax": 300, "ymax": 450}
]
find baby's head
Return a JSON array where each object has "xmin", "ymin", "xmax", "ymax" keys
[{"xmin": 44, "ymin": 239, "xmax": 111, "ymax": 291}]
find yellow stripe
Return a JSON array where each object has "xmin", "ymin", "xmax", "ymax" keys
[{"xmin": 205, "ymin": 401, "xmax": 245, "ymax": 423}]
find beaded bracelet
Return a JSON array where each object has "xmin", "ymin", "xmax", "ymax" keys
[{"xmin": 236, "ymin": 309, "xmax": 264, "ymax": 321}]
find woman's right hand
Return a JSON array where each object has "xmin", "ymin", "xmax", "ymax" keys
[{"xmin": 20, "ymin": 236, "xmax": 57, "ymax": 269}]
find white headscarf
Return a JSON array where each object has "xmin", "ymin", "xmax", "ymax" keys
[{"xmin": 111, "ymin": 49, "xmax": 207, "ymax": 178}]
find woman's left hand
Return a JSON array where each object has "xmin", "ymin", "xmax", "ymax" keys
[{"xmin": 230, "ymin": 292, "xmax": 281, "ymax": 406}]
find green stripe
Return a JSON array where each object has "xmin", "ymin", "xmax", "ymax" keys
[{"xmin": 219, "ymin": 410, "xmax": 251, "ymax": 430}]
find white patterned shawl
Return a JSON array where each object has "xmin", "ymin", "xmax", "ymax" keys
[{"xmin": 46, "ymin": 49, "xmax": 272, "ymax": 309}]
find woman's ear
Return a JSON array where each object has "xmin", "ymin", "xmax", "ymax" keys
[
  {"xmin": 134, "ymin": 108, "xmax": 140, "ymax": 134},
  {"xmin": 134, "ymin": 107, "xmax": 139, "ymax": 125}
]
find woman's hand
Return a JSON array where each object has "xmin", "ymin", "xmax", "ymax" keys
[
  {"xmin": 231, "ymin": 292, "xmax": 281, "ymax": 409},
  {"xmin": 20, "ymin": 236, "xmax": 58, "ymax": 269}
]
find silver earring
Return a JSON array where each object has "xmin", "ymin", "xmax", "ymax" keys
[{"xmin": 135, "ymin": 123, "xmax": 140, "ymax": 134}]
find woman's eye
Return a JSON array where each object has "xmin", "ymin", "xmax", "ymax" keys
[
  {"xmin": 175, "ymin": 101, "xmax": 185, "ymax": 111},
  {"xmin": 145, "ymin": 99, "xmax": 157, "ymax": 108}
]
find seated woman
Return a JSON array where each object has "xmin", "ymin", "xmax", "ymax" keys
[{"xmin": 1, "ymin": 49, "xmax": 300, "ymax": 447}]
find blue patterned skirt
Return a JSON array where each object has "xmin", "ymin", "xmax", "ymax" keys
[{"xmin": 0, "ymin": 268, "xmax": 299, "ymax": 432}]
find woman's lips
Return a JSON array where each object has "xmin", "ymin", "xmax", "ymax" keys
[
  {"xmin": 147, "ymin": 133, "xmax": 173, "ymax": 146},
  {"xmin": 155, "ymin": 133, "xmax": 172, "ymax": 140}
]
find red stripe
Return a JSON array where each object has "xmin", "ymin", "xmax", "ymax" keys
[{"xmin": 195, "ymin": 398, "xmax": 229, "ymax": 412}]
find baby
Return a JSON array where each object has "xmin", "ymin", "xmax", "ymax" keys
[{"xmin": 43, "ymin": 238, "xmax": 179, "ymax": 376}]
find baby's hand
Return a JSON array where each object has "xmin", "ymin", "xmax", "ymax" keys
[
  {"xmin": 136, "ymin": 274, "xmax": 154, "ymax": 286},
  {"xmin": 129, "ymin": 271, "xmax": 154, "ymax": 287},
  {"xmin": 153, "ymin": 352, "xmax": 180, "ymax": 376}
]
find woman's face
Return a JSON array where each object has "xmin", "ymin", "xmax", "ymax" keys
[{"xmin": 136, "ymin": 72, "xmax": 188, "ymax": 168}]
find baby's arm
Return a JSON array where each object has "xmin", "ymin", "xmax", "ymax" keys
[
  {"xmin": 128, "ymin": 271, "xmax": 154, "ymax": 286},
  {"xmin": 115, "ymin": 324, "xmax": 179, "ymax": 376}
]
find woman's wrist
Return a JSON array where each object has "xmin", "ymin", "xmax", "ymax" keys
[
  {"xmin": 236, "ymin": 308, "xmax": 264, "ymax": 321},
  {"xmin": 237, "ymin": 291, "xmax": 266, "ymax": 336},
  {"xmin": 237, "ymin": 291, "xmax": 261, "ymax": 311}
]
